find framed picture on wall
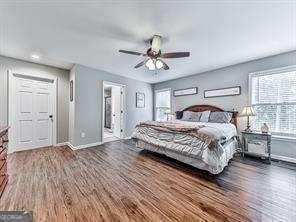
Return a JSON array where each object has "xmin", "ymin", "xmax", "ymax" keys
[
  {"xmin": 136, "ymin": 92, "xmax": 145, "ymax": 108},
  {"xmin": 173, "ymin": 87, "xmax": 198, "ymax": 97},
  {"xmin": 70, "ymin": 80, "xmax": 73, "ymax": 101},
  {"xmin": 204, "ymin": 86, "xmax": 241, "ymax": 98}
]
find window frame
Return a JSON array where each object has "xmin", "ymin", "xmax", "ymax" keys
[
  {"xmin": 154, "ymin": 88, "xmax": 172, "ymax": 121},
  {"xmin": 249, "ymin": 65, "xmax": 296, "ymax": 139}
]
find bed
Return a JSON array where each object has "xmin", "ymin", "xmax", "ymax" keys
[{"xmin": 132, "ymin": 105, "xmax": 239, "ymax": 174}]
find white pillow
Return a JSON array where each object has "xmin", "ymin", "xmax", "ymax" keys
[{"xmin": 199, "ymin": 110, "xmax": 211, "ymax": 122}]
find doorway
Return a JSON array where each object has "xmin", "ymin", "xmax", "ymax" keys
[
  {"xmin": 102, "ymin": 81, "xmax": 125, "ymax": 143},
  {"xmin": 9, "ymin": 73, "xmax": 57, "ymax": 152}
]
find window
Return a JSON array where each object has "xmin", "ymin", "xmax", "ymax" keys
[
  {"xmin": 250, "ymin": 66, "xmax": 296, "ymax": 138},
  {"xmin": 155, "ymin": 89, "xmax": 171, "ymax": 121}
]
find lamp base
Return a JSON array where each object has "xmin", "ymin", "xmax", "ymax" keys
[
  {"xmin": 244, "ymin": 125, "xmax": 252, "ymax": 132},
  {"xmin": 244, "ymin": 116, "xmax": 252, "ymax": 132}
]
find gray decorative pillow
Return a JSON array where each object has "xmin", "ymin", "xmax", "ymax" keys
[
  {"xmin": 181, "ymin": 111, "xmax": 192, "ymax": 121},
  {"xmin": 209, "ymin": 112, "xmax": 233, "ymax": 123},
  {"xmin": 199, "ymin": 110, "xmax": 211, "ymax": 122},
  {"xmin": 181, "ymin": 111, "xmax": 202, "ymax": 122},
  {"xmin": 190, "ymin": 112, "xmax": 202, "ymax": 122}
]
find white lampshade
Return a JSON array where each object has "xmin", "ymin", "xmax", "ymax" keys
[{"xmin": 241, "ymin": 106, "xmax": 256, "ymax": 116}]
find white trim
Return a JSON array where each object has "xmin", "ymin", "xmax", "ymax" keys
[
  {"xmin": 271, "ymin": 154, "xmax": 296, "ymax": 164},
  {"xmin": 66, "ymin": 141, "xmax": 103, "ymax": 150},
  {"xmin": 8, "ymin": 69, "xmax": 13, "ymax": 153},
  {"xmin": 8, "ymin": 71, "xmax": 58, "ymax": 153},
  {"xmin": 75, "ymin": 141, "xmax": 103, "ymax": 150},
  {"xmin": 52, "ymin": 77, "xmax": 58, "ymax": 146},
  {"xmin": 103, "ymin": 81, "xmax": 126, "ymax": 87},
  {"xmin": 55, "ymin": 142, "xmax": 69, "ymax": 146},
  {"xmin": 65, "ymin": 142, "xmax": 75, "ymax": 150},
  {"xmin": 101, "ymin": 81, "xmax": 126, "ymax": 143}
]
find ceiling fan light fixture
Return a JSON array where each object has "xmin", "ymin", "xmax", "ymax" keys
[
  {"xmin": 155, "ymin": 59, "xmax": 164, "ymax": 69},
  {"xmin": 119, "ymin": 34, "xmax": 190, "ymax": 72},
  {"xmin": 151, "ymin": 35, "xmax": 161, "ymax": 53},
  {"xmin": 145, "ymin": 59, "xmax": 155, "ymax": 70}
]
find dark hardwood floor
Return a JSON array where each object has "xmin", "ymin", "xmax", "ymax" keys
[{"xmin": 1, "ymin": 140, "xmax": 295, "ymax": 222}]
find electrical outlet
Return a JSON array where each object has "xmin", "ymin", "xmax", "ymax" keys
[{"xmin": 81, "ymin": 132, "xmax": 85, "ymax": 138}]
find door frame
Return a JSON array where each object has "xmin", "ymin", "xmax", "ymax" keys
[
  {"xmin": 101, "ymin": 81, "xmax": 126, "ymax": 143},
  {"xmin": 104, "ymin": 96, "xmax": 111, "ymax": 129},
  {"xmin": 8, "ymin": 71, "xmax": 58, "ymax": 153}
]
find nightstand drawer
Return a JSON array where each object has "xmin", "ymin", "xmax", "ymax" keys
[
  {"xmin": 247, "ymin": 140, "xmax": 267, "ymax": 155},
  {"xmin": 241, "ymin": 131, "xmax": 271, "ymax": 163},
  {"xmin": 243, "ymin": 133, "xmax": 269, "ymax": 141}
]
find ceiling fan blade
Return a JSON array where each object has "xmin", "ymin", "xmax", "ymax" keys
[
  {"xmin": 119, "ymin": 49, "xmax": 145, "ymax": 56},
  {"xmin": 161, "ymin": 52, "xmax": 190, "ymax": 58},
  {"xmin": 134, "ymin": 59, "xmax": 148, "ymax": 69},
  {"xmin": 162, "ymin": 61, "xmax": 169, "ymax": 70}
]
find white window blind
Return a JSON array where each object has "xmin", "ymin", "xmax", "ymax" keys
[
  {"xmin": 250, "ymin": 67, "xmax": 296, "ymax": 138},
  {"xmin": 155, "ymin": 89, "xmax": 171, "ymax": 121}
]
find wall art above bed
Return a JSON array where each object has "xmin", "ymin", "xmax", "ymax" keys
[
  {"xmin": 173, "ymin": 87, "xmax": 198, "ymax": 97},
  {"xmin": 204, "ymin": 86, "xmax": 241, "ymax": 98}
]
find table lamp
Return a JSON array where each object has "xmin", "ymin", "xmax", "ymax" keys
[{"xmin": 241, "ymin": 106, "xmax": 256, "ymax": 132}]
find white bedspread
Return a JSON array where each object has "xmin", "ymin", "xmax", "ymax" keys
[
  {"xmin": 132, "ymin": 120, "xmax": 238, "ymax": 174},
  {"xmin": 173, "ymin": 120, "xmax": 237, "ymax": 143}
]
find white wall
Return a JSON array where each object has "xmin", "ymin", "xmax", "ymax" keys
[
  {"xmin": 69, "ymin": 64, "xmax": 153, "ymax": 147},
  {"xmin": 154, "ymin": 50, "xmax": 296, "ymax": 160},
  {"xmin": 0, "ymin": 55, "xmax": 70, "ymax": 143}
]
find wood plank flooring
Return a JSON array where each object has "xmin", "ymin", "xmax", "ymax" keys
[{"xmin": 0, "ymin": 140, "xmax": 295, "ymax": 222}]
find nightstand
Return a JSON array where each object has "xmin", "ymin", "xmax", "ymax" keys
[{"xmin": 241, "ymin": 131, "xmax": 271, "ymax": 163}]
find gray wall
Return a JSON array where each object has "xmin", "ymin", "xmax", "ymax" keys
[
  {"xmin": 154, "ymin": 50, "xmax": 296, "ymax": 159},
  {"xmin": 70, "ymin": 64, "xmax": 153, "ymax": 147},
  {"xmin": 0, "ymin": 64, "xmax": 8, "ymax": 129},
  {"xmin": 0, "ymin": 55, "xmax": 70, "ymax": 143}
]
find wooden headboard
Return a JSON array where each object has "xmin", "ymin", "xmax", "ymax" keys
[{"xmin": 175, "ymin": 104, "xmax": 238, "ymax": 127}]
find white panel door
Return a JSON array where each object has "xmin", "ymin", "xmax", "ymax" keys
[
  {"xmin": 112, "ymin": 86, "xmax": 122, "ymax": 138},
  {"xmin": 14, "ymin": 77, "xmax": 53, "ymax": 151},
  {"xmin": 35, "ymin": 81, "xmax": 53, "ymax": 148}
]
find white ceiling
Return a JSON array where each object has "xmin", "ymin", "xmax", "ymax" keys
[{"xmin": 0, "ymin": 1, "xmax": 295, "ymax": 83}]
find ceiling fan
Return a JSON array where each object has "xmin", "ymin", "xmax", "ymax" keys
[{"xmin": 119, "ymin": 35, "xmax": 190, "ymax": 71}]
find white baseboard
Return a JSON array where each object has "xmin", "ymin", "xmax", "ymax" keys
[
  {"xmin": 9, "ymin": 142, "xmax": 69, "ymax": 154},
  {"xmin": 271, "ymin": 154, "xmax": 296, "ymax": 164},
  {"xmin": 75, "ymin": 141, "xmax": 103, "ymax": 150},
  {"xmin": 65, "ymin": 142, "xmax": 75, "ymax": 150},
  {"xmin": 55, "ymin": 142, "xmax": 68, "ymax": 146},
  {"xmin": 65, "ymin": 141, "xmax": 103, "ymax": 150}
]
